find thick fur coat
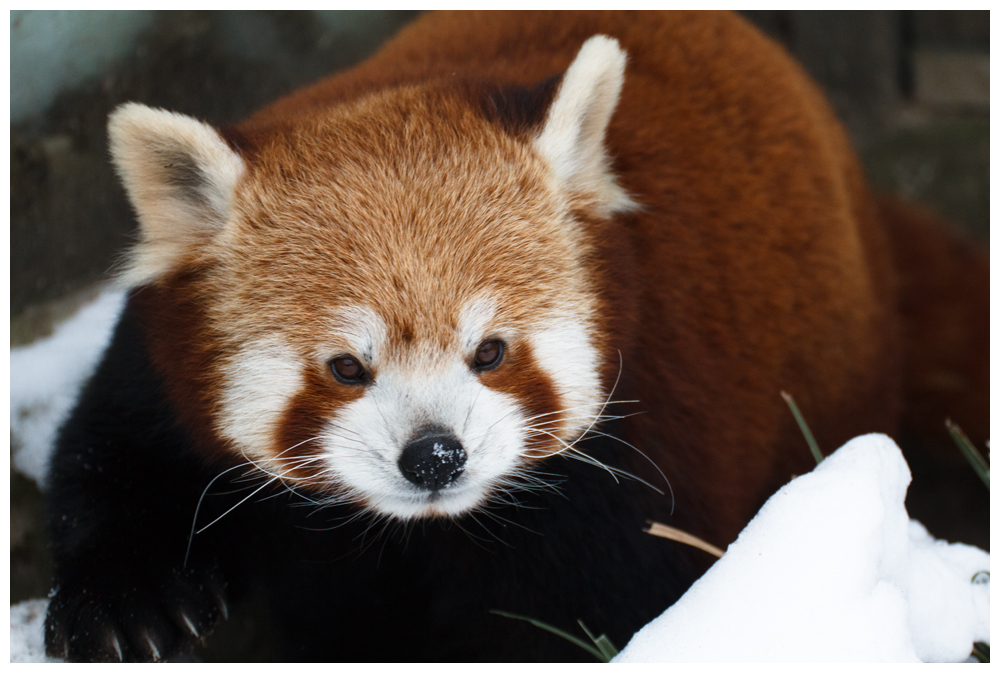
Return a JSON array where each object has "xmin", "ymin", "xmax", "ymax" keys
[{"xmin": 43, "ymin": 11, "xmax": 988, "ymax": 662}]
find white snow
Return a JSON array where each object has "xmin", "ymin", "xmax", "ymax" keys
[
  {"xmin": 9, "ymin": 599, "xmax": 59, "ymax": 663},
  {"xmin": 10, "ymin": 288, "xmax": 126, "ymax": 487},
  {"xmin": 8, "ymin": 290, "xmax": 990, "ymax": 663},
  {"xmin": 615, "ymin": 434, "xmax": 990, "ymax": 663}
]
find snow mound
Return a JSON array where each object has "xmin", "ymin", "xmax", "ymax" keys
[
  {"xmin": 615, "ymin": 434, "xmax": 990, "ymax": 662},
  {"xmin": 10, "ymin": 289, "xmax": 126, "ymax": 487},
  {"xmin": 10, "ymin": 599, "xmax": 59, "ymax": 663}
]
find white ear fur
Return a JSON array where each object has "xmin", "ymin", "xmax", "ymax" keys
[
  {"xmin": 533, "ymin": 35, "xmax": 637, "ymax": 216},
  {"xmin": 108, "ymin": 102, "xmax": 244, "ymax": 287}
]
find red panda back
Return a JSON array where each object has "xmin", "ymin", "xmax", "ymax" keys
[
  {"xmin": 242, "ymin": 11, "xmax": 902, "ymax": 545},
  {"xmin": 201, "ymin": 11, "xmax": 905, "ymax": 544}
]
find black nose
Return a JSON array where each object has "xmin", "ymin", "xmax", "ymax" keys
[{"xmin": 398, "ymin": 431, "xmax": 467, "ymax": 491}]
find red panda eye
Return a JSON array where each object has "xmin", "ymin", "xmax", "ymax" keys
[
  {"xmin": 473, "ymin": 340, "xmax": 504, "ymax": 371},
  {"xmin": 329, "ymin": 355, "xmax": 366, "ymax": 384}
]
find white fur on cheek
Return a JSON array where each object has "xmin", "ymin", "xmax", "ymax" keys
[
  {"xmin": 216, "ymin": 339, "xmax": 303, "ymax": 461},
  {"xmin": 529, "ymin": 316, "xmax": 603, "ymax": 439}
]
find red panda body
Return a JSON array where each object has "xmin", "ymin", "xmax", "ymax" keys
[{"xmin": 43, "ymin": 11, "xmax": 987, "ymax": 662}]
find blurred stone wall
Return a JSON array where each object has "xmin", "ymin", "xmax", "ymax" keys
[{"xmin": 743, "ymin": 10, "xmax": 989, "ymax": 243}]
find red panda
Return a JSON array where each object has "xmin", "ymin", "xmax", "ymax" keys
[{"xmin": 43, "ymin": 11, "xmax": 988, "ymax": 662}]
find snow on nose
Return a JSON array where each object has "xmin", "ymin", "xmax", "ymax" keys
[{"xmin": 398, "ymin": 429, "xmax": 467, "ymax": 491}]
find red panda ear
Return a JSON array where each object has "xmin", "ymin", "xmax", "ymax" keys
[
  {"xmin": 108, "ymin": 103, "xmax": 245, "ymax": 287},
  {"xmin": 533, "ymin": 35, "xmax": 637, "ymax": 216}
]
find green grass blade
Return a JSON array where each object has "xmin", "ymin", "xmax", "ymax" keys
[
  {"xmin": 946, "ymin": 419, "xmax": 990, "ymax": 489},
  {"xmin": 781, "ymin": 391, "xmax": 823, "ymax": 465},
  {"xmin": 971, "ymin": 641, "xmax": 990, "ymax": 663},
  {"xmin": 490, "ymin": 610, "xmax": 607, "ymax": 662},
  {"xmin": 576, "ymin": 619, "xmax": 619, "ymax": 661},
  {"xmin": 593, "ymin": 635, "xmax": 619, "ymax": 661}
]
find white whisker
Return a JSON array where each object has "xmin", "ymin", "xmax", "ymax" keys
[{"xmin": 195, "ymin": 476, "xmax": 278, "ymax": 535}]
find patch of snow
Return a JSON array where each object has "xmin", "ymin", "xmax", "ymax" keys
[
  {"xmin": 905, "ymin": 519, "xmax": 991, "ymax": 661},
  {"xmin": 10, "ymin": 599, "xmax": 59, "ymax": 663},
  {"xmin": 614, "ymin": 434, "xmax": 990, "ymax": 663},
  {"xmin": 10, "ymin": 289, "xmax": 126, "ymax": 487}
]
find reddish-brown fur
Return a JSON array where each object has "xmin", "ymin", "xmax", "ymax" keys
[
  {"xmin": 45, "ymin": 11, "xmax": 988, "ymax": 662},
  {"xmin": 242, "ymin": 10, "xmax": 894, "ymax": 542},
  {"xmin": 140, "ymin": 10, "xmax": 983, "ymax": 548}
]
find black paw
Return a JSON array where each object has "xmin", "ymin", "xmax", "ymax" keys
[{"xmin": 44, "ymin": 567, "xmax": 228, "ymax": 662}]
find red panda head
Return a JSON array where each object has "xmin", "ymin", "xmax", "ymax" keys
[{"xmin": 109, "ymin": 36, "xmax": 636, "ymax": 520}]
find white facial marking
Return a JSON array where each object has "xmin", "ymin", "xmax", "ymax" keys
[
  {"xmin": 217, "ymin": 338, "xmax": 303, "ymax": 461},
  {"xmin": 528, "ymin": 316, "xmax": 603, "ymax": 439},
  {"xmin": 327, "ymin": 305, "xmax": 387, "ymax": 365},
  {"xmin": 320, "ymin": 361, "xmax": 526, "ymax": 519},
  {"xmin": 312, "ymin": 296, "xmax": 537, "ymax": 519},
  {"xmin": 219, "ymin": 301, "xmax": 603, "ymax": 520},
  {"xmin": 457, "ymin": 296, "xmax": 498, "ymax": 351}
]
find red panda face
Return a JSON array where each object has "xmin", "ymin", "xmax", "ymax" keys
[
  {"xmin": 109, "ymin": 37, "xmax": 633, "ymax": 520},
  {"xmin": 206, "ymin": 90, "xmax": 606, "ymax": 518}
]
